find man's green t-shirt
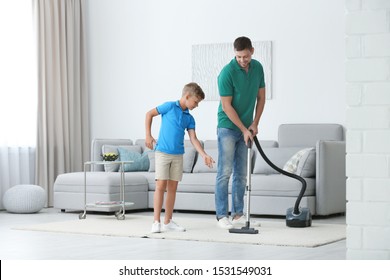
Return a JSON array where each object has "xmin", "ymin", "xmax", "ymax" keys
[{"xmin": 217, "ymin": 58, "xmax": 265, "ymax": 131}]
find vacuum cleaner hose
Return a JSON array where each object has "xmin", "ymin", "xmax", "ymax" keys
[{"xmin": 253, "ymin": 136, "xmax": 307, "ymax": 215}]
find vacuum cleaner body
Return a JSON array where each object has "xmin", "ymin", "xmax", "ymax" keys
[{"xmin": 286, "ymin": 207, "xmax": 312, "ymax": 228}]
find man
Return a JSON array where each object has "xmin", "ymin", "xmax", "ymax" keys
[{"xmin": 215, "ymin": 36, "xmax": 266, "ymax": 229}]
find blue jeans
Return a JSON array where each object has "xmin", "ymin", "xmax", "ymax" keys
[{"xmin": 215, "ymin": 128, "xmax": 248, "ymax": 219}]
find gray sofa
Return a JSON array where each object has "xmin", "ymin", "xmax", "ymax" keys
[{"xmin": 53, "ymin": 123, "xmax": 346, "ymax": 216}]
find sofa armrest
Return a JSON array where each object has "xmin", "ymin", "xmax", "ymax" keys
[{"xmin": 315, "ymin": 140, "xmax": 346, "ymax": 215}]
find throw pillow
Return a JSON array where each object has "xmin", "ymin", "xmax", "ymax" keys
[
  {"xmin": 296, "ymin": 148, "xmax": 316, "ymax": 177},
  {"xmin": 117, "ymin": 147, "xmax": 150, "ymax": 172},
  {"xmin": 102, "ymin": 145, "xmax": 142, "ymax": 172},
  {"xmin": 283, "ymin": 148, "xmax": 314, "ymax": 175}
]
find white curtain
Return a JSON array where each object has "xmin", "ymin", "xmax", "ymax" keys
[
  {"xmin": 34, "ymin": 0, "xmax": 90, "ymax": 206},
  {"xmin": 0, "ymin": 1, "xmax": 37, "ymax": 209},
  {"xmin": 0, "ymin": 147, "xmax": 36, "ymax": 209}
]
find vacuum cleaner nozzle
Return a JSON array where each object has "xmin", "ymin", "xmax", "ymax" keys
[
  {"xmin": 229, "ymin": 226, "xmax": 259, "ymax": 234},
  {"xmin": 286, "ymin": 207, "xmax": 312, "ymax": 228}
]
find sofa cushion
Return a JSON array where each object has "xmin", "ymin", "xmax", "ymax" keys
[
  {"xmin": 192, "ymin": 147, "xmax": 256, "ymax": 173},
  {"xmin": 253, "ymin": 147, "xmax": 303, "ymax": 175},
  {"xmin": 192, "ymin": 148, "xmax": 218, "ymax": 173},
  {"xmin": 101, "ymin": 145, "xmax": 142, "ymax": 172},
  {"xmin": 183, "ymin": 147, "xmax": 197, "ymax": 173},
  {"xmin": 54, "ymin": 172, "xmax": 148, "ymax": 193},
  {"xmin": 147, "ymin": 173, "xmax": 220, "ymax": 193},
  {"xmin": 117, "ymin": 147, "xmax": 150, "ymax": 172},
  {"xmin": 251, "ymin": 175, "xmax": 315, "ymax": 197},
  {"xmin": 148, "ymin": 152, "xmax": 156, "ymax": 172},
  {"xmin": 203, "ymin": 139, "xmax": 278, "ymax": 149},
  {"xmin": 203, "ymin": 140, "xmax": 218, "ymax": 149},
  {"xmin": 147, "ymin": 146, "xmax": 198, "ymax": 173},
  {"xmin": 278, "ymin": 124, "xmax": 344, "ymax": 147}
]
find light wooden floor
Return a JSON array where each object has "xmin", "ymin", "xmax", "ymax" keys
[{"xmin": 0, "ymin": 208, "xmax": 346, "ymax": 260}]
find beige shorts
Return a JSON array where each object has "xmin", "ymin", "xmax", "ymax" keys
[{"xmin": 154, "ymin": 151, "xmax": 183, "ymax": 181}]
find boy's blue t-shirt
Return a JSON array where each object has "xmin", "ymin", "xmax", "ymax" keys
[{"xmin": 155, "ymin": 100, "xmax": 195, "ymax": 155}]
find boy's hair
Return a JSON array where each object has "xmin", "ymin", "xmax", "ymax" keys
[
  {"xmin": 234, "ymin": 36, "xmax": 253, "ymax": 51},
  {"xmin": 182, "ymin": 82, "xmax": 205, "ymax": 100}
]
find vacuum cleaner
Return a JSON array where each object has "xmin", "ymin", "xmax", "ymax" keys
[
  {"xmin": 253, "ymin": 136, "xmax": 312, "ymax": 228},
  {"xmin": 229, "ymin": 134, "xmax": 312, "ymax": 234}
]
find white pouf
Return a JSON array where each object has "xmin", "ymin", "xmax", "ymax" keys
[{"xmin": 3, "ymin": 184, "xmax": 46, "ymax": 213}]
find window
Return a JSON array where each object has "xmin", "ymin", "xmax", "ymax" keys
[
  {"xmin": 0, "ymin": 1, "xmax": 37, "ymax": 209},
  {"xmin": 0, "ymin": 1, "xmax": 37, "ymax": 147}
]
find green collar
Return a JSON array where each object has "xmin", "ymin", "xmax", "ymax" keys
[{"xmin": 231, "ymin": 57, "xmax": 251, "ymax": 71}]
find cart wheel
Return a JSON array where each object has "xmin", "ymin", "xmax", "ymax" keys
[
  {"xmin": 79, "ymin": 212, "xmax": 86, "ymax": 219},
  {"xmin": 117, "ymin": 214, "xmax": 125, "ymax": 220}
]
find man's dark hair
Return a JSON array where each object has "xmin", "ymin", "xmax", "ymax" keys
[{"xmin": 233, "ymin": 36, "xmax": 253, "ymax": 51}]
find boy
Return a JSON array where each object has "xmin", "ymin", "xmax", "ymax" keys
[{"xmin": 145, "ymin": 82, "xmax": 214, "ymax": 233}]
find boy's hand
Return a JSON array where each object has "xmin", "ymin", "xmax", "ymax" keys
[
  {"xmin": 145, "ymin": 136, "xmax": 156, "ymax": 150},
  {"xmin": 203, "ymin": 155, "xmax": 215, "ymax": 169}
]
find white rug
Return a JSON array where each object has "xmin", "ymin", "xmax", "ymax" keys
[{"xmin": 13, "ymin": 214, "xmax": 346, "ymax": 248}]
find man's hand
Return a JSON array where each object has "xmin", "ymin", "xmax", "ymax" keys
[
  {"xmin": 242, "ymin": 129, "xmax": 254, "ymax": 147},
  {"xmin": 248, "ymin": 124, "xmax": 258, "ymax": 136}
]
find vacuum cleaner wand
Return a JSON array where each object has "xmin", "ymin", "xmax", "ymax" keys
[
  {"xmin": 229, "ymin": 139, "xmax": 259, "ymax": 234},
  {"xmin": 253, "ymin": 136, "xmax": 312, "ymax": 227}
]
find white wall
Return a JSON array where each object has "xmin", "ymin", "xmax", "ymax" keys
[
  {"xmin": 86, "ymin": 0, "xmax": 345, "ymax": 141},
  {"xmin": 345, "ymin": 0, "xmax": 390, "ymax": 260}
]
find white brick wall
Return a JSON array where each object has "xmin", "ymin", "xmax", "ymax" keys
[
  {"xmin": 346, "ymin": 58, "xmax": 390, "ymax": 81},
  {"xmin": 346, "ymin": 10, "xmax": 388, "ymax": 34},
  {"xmin": 364, "ymin": 131, "xmax": 390, "ymax": 152},
  {"xmin": 363, "ymin": 83, "xmax": 390, "ymax": 104},
  {"xmin": 346, "ymin": 0, "xmax": 390, "ymax": 259},
  {"xmin": 346, "ymin": 107, "xmax": 390, "ymax": 129},
  {"xmin": 363, "ymin": 34, "xmax": 390, "ymax": 56},
  {"xmin": 364, "ymin": 179, "xmax": 390, "ymax": 201}
]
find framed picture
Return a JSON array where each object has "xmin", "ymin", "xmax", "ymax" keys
[{"xmin": 192, "ymin": 41, "xmax": 272, "ymax": 101}]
